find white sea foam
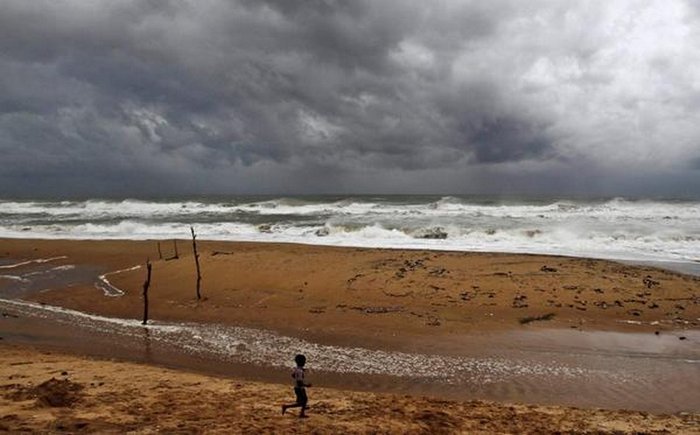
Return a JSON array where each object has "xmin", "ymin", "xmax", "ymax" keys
[
  {"xmin": 96, "ymin": 265, "xmax": 142, "ymax": 297},
  {"xmin": 0, "ymin": 274, "xmax": 28, "ymax": 282},
  {"xmin": 1, "ymin": 197, "xmax": 699, "ymax": 264},
  {"xmin": 0, "ymin": 256, "xmax": 68, "ymax": 269},
  {"xmin": 0, "ymin": 298, "xmax": 612, "ymax": 383}
]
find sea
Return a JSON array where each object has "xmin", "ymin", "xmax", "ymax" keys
[{"xmin": 1, "ymin": 195, "xmax": 699, "ymax": 268}]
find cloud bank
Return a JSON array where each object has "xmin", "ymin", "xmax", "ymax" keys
[{"xmin": 1, "ymin": 0, "xmax": 699, "ymax": 197}]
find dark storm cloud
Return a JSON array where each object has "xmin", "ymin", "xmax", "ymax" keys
[{"xmin": 1, "ymin": 0, "xmax": 699, "ymax": 196}]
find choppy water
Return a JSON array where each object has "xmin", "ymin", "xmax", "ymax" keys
[{"xmin": 1, "ymin": 195, "xmax": 699, "ymax": 263}]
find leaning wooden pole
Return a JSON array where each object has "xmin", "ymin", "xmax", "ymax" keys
[
  {"xmin": 142, "ymin": 260, "xmax": 152, "ymax": 325},
  {"xmin": 190, "ymin": 226, "xmax": 202, "ymax": 300}
]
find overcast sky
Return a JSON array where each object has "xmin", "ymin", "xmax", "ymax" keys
[{"xmin": 1, "ymin": 0, "xmax": 699, "ymax": 198}]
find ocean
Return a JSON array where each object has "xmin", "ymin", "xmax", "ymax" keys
[{"xmin": 1, "ymin": 195, "xmax": 699, "ymax": 266}]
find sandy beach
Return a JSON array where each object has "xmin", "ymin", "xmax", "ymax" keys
[
  {"xmin": 2, "ymin": 344, "xmax": 699, "ymax": 434},
  {"xmin": 4, "ymin": 0, "xmax": 700, "ymax": 431},
  {"xmin": 2, "ymin": 238, "xmax": 699, "ymax": 339},
  {"xmin": 1, "ymin": 238, "xmax": 700, "ymax": 432}
]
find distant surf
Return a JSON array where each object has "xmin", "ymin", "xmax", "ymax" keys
[{"xmin": 1, "ymin": 195, "xmax": 698, "ymax": 264}]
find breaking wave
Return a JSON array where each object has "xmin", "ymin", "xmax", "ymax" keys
[{"xmin": 1, "ymin": 196, "xmax": 698, "ymax": 263}]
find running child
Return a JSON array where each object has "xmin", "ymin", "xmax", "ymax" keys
[{"xmin": 282, "ymin": 354, "xmax": 311, "ymax": 418}]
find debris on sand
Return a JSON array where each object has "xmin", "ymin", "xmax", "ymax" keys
[
  {"xmin": 512, "ymin": 294, "xmax": 528, "ymax": 308},
  {"xmin": 7, "ymin": 377, "xmax": 84, "ymax": 407},
  {"xmin": 643, "ymin": 276, "xmax": 660, "ymax": 289},
  {"xmin": 519, "ymin": 313, "xmax": 556, "ymax": 324}
]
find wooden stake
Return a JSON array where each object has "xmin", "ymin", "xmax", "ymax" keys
[
  {"xmin": 157, "ymin": 242, "xmax": 163, "ymax": 260},
  {"xmin": 173, "ymin": 239, "xmax": 179, "ymax": 259},
  {"xmin": 190, "ymin": 226, "xmax": 202, "ymax": 300},
  {"xmin": 142, "ymin": 260, "xmax": 152, "ymax": 325}
]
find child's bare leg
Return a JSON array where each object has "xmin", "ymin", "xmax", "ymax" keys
[{"xmin": 282, "ymin": 403, "xmax": 301, "ymax": 414}]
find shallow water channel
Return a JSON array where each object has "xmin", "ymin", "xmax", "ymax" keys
[{"xmin": 1, "ymin": 258, "xmax": 699, "ymax": 413}]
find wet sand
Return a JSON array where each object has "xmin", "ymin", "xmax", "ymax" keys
[
  {"xmin": 2, "ymin": 344, "xmax": 699, "ymax": 434},
  {"xmin": 1, "ymin": 238, "xmax": 700, "ymax": 429},
  {"xmin": 2, "ymin": 238, "xmax": 698, "ymax": 343},
  {"xmin": 2, "ymin": 298, "xmax": 699, "ymax": 413}
]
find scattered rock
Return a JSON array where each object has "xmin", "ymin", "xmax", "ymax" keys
[
  {"xmin": 540, "ymin": 265, "xmax": 557, "ymax": 273},
  {"xmin": 460, "ymin": 291, "xmax": 474, "ymax": 301},
  {"xmin": 50, "ymin": 421, "xmax": 91, "ymax": 432},
  {"xmin": 414, "ymin": 227, "xmax": 448, "ymax": 239},
  {"xmin": 428, "ymin": 267, "xmax": 448, "ymax": 276},
  {"xmin": 643, "ymin": 275, "xmax": 660, "ymax": 289},
  {"xmin": 403, "ymin": 259, "xmax": 426, "ymax": 269},
  {"xmin": 519, "ymin": 313, "xmax": 556, "ymax": 324},
  {"xmin": 383, "ymin": 290, "xmax": 413, "ymax": 298},
  {"xmin": 350, "ymin": 306, "xmax": 403, "ymax": 314},
  {"xmin": 627, "ymin": 309, "xmax": 643, "ymax": 317},
  {"xmin": 679, "ymin": 336, "xmax": 687, "ymax": 340},
  {"xmin": 512, "ymin": 295, "xmax": 528, "ymax": 308},
  {"xmin": 211, "ymin": 251, "xmax": 235, "ymax": 256},
  {"xmin": 426, "ymin": 317, "xmax": 441, "ymax": 326}
]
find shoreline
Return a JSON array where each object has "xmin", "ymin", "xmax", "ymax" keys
[
  {"xmin": 2, "ymin": 234, "xmax": 699, "ymax": 278},
  {"xmin": 2, "ymin": 298, "xmax": 699, "ymax": 413}
]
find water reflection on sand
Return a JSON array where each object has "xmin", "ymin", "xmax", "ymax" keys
[{"xmin": 1, "ymin": 296, "xmax": 698, "ymax": 413}]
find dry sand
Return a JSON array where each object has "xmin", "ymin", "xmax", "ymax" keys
[{"xmin": 2, "ymin": 344, "xmax": 698, "ymax": 434}]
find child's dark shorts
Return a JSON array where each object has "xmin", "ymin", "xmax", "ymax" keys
[{"xmin": 294, "ymin": 387, "xmax": 308, "ymax": 406}]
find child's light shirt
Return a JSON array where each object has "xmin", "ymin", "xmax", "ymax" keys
[{"xmin": 292, "ymin": 366, "xmax": 305, "ymax": 387}]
